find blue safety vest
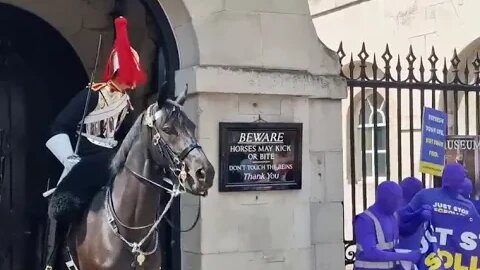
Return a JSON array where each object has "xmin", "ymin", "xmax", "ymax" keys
[{"xmin": 354, "ymin": 210, "xmax": 400, "ymax": 270}]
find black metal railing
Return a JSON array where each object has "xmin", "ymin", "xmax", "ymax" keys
[{"xmin": 338, "ymin": 42, "xmax": 480, "ymax": 265}]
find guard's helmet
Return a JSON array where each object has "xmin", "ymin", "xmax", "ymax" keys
[{"xmin": 103, "ymin": 16, "xmax": 146, "ymax": 88}]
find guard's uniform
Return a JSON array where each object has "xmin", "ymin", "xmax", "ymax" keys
[
  {"xmin": 50, "ymin": 82, "xmax": 132, "ymax": 156},
  {"xmin": 47, "ymin": 82, "xmax": 134, "ymax": 222},
  {"xmin": 354, "ymin": 210, "xmax": 401, "ymax": 270},
  {"xmin": 44, "ymin": 16, "xmax": 146, "ymax": 270}
]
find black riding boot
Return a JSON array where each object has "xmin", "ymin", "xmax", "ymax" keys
[{"xmin": 45, "ymin": 221, "xmax": 69, "ymax": 270}]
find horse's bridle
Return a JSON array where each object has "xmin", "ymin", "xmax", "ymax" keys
[
  {"xmin": 105, "ymin": 103, "xmax": 206, "ymax": 268},
  {"xmin": 123, "ymin": 102, "xmax": 206, "ymax": 197}
]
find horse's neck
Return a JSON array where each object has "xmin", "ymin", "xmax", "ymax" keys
[{"xmin": 111, "ymin": 141, "xmax": 162, "ymax": 234}]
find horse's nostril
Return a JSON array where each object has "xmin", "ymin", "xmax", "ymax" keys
[{"xmin": 195, "ymin": 169, "xmax": 206, "ymax": 182}]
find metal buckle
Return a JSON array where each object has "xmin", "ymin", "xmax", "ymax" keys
[
  {"xmin": 108, "ymin": 213, "xmax": 118, "ymax": 234},
  {"xmin": 105, "ymin": 199, "xmax": 119, "ymax": 233},
  {"xmin": 152, "ymin": 133, "xmax": 161, "ymax": 146},
  {"xmin": 65, "ymin": 260, "xmax": 78, "ymax": 270},
  {"xmin": 65, "ymin": 247, "xmax": 79, "ymax": 270},
  {"xmin": 144, "ymin": 105, "xmax": 155, "ymax": 127}
]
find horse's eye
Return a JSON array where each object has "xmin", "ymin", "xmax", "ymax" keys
[{"xmin": 162, "ymin": 124, "xmax": 177, "ymax": 135}]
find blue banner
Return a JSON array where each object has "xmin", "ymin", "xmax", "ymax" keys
[
  {"xmin": 414, "ymin": 192, "xmax": 480, "ymax": 270},
  {"xmin": 419, "ymin": 107, "xmax": 447, "ymax": 176},
  {"xmin": 417, "ymin": 222, "xmax": 445, "ymax": 270}
]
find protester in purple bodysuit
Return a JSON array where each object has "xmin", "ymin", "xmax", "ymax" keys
[
  {"xmin": 353, "ymin": 181, "xmax": 421, "ymax": 270},
  {"xmin": 400, "ymin": 163, "xmax": 476, "ymax": 231},
  {"xmin": 397, "ymin": 177, "xmax": 429, "ymax": 250},
  {"xmin": 460, "ymin": 177, "xmax": 480, "ymax": 215},
  {"xmin": 399, "ymin": 177, "xmax": 423, "ymax": 205},
  {"xmin": 398, "ymin": 163, "xmax": 480, "ymax": 269},
  {"xmin": 461, "ymin": 177, "xmax": 473, "ymax": 198}
]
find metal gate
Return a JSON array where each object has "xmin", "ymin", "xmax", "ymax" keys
[{"xmin": 337, "ymin": 42, "xmax": 480, "ymax": 265}]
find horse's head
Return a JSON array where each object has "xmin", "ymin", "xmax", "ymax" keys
[{"xmin": 143, "ymin": 87, "xmax": 214, "ymax": 196}]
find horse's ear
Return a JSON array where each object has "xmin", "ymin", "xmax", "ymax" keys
[
  {"xmin": 175, "ymin": 84, "xmax": 188, "ymax": 105},
  {"xmin": 157, "ymin": 81, "xmax": 168, "ymax": 108}
]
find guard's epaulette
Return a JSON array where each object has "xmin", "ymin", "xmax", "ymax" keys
[{"xmin": 87, "ymin": 82, "xmax": 108, "ymax": 92}]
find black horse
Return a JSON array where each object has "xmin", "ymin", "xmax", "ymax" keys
[{"xmin": 56, "ymin": 87, "xmax": 214, "ymax": 269}]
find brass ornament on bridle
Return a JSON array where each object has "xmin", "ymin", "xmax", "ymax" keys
[
  {"xmin": 178, "ymin": 163, "xmax": 187, "ymax": 183},
  {"xmin": 152, "ymin": 132, "xmax": 161, "ymax": 146}
]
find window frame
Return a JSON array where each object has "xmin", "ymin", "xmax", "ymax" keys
[{"xmin": 357, "ymin": 94, "xmax": 387, "ymax": 179}]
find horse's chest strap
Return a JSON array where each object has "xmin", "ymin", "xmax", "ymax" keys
[{"xmin": 105, "ymin": 203, "xmax": 119, "ymax": 234}]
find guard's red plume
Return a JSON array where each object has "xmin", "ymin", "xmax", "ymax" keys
[{"xmin": 103, "ymin": 16, "xmax": 147, "ymax": 88}]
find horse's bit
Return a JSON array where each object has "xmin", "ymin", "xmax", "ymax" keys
[{"xmin": 106, "ymin": 103, "xmax": 203, "ymax": 268}]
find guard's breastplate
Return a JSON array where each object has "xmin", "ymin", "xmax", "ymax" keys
[
  {"xmin": 80, "ymin": 83, "xmax": 132, "ymax": 148},
  {"xmin": 354, "ymin": 210, "xmax": 400, "ymax": 270}
]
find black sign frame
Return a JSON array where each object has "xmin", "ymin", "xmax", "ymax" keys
[{"xmin": 218, "ymin": 122, "xmax": 303, "ymax": 192}]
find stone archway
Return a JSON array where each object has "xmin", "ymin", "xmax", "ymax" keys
[{"xmin": 153, "ymin": 0, "xmax": 199, "ymax": 70}]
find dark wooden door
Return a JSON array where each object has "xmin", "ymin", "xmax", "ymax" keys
[
  {"xmin": 0, "ymin": 74, "xmax": 27, "ymax": 270},
  {"xmin": 0, "ymin": 46, "xmax": 50, "ymax": 270},
  {"xmin": 0, "ymin": 5, "xmax": 91, "ymax": 268}
]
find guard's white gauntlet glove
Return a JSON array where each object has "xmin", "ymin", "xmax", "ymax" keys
[
  {"xmin": 43, "ymin": 134, "xmax": 81, "ymax": 197},
  {"xmin": 45, "ymin": 133, "xmax": 80, "ymax": 167}
]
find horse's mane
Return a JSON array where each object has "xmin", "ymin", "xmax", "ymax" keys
[{"xmin": 110, "ymin": 112, "xmax": 145, "ymax": 174}]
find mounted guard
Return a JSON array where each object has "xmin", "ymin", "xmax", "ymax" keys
[{"xmin": 44, "ymin": 16, "xmax": 147, "ymax": 269}]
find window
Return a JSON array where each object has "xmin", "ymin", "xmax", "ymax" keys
[{"xmin": 358, "ymin": 93, "xmax": 387, "ymax": 177}]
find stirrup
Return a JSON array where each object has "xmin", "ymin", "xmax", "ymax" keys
[{"xmin": 44, "ymin": 246, "xmax": 57, "ymax": 270}]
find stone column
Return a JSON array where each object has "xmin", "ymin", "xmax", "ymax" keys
[{"xmin": 172, "ymin": 1, "xmax": 347, "ymax": 269}]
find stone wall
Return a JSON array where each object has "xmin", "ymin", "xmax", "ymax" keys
[
  {"xmin": 166, "ymin": 0, "xmax": 347, "ymax": 269},
  {"xmin": 310, "ymin": 0, "xmax": 364, "ymax": 15},
  {"xmin": 177, "ymin": 66, "xmax": 346, "ymax": 270},
  {"xmin": 2, "ymin": 0, "xmax": 348, "ymax": 269}
]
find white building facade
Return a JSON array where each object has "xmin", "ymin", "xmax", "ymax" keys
[
  {"xmin": 310, "ymin": 0, "xmax": 480, "ymax": 258},
  {"xmin": 0, "ymin": 0, "xmax": 347, "ymax": 270}
]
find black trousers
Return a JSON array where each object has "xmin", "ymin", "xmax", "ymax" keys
[{"xmin": 48, "ymin": 149, "xmax": 116, "ymax": 223}]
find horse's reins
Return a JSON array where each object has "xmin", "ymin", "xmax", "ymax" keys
[{"xmin": 105, "ymin": 103, "xmax": 204, "ymax": 267}]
